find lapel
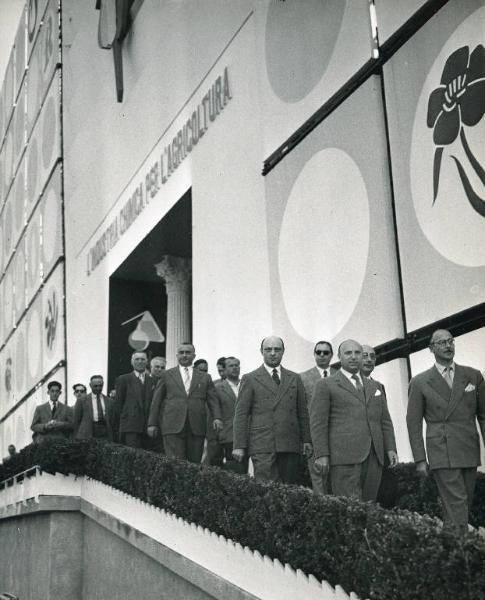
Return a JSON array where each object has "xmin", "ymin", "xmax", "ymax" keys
[
  {"xmin": 273, "ymin": 367, "xmax": 293, "ymax": 407},
  {"xmin": 169, "ymin": 367, "xmax": 187, "ymax": 395},
  {"xmin": 362, "ymin": 376, "xmax": 377, "ymax": 405},
  {"xmin": 446, "ymin": 364, "xmax": 468, "ymax": 418},
  {"xmin": 221, "ymin": 379, "xmax": 237, "ymax": 401},
  {"xmin": 86, "ymin": 394, "xmax": 94, "ymax": 420},
  {"xmin": 427, "ymin": 365, "xmax": 452, "ymax": 402},
  {"xmin": 188, "ymin": 367, "xmax": 202, "ymax": 395},
  {"xmin": 335, "ymin": 370, "xmax": 364, "ymax": 403},
  {"xmin": 254, "ymin": 365, "xmax": 279, "ymax": 394}
]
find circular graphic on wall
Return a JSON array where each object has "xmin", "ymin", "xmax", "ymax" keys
[
  {"xmin": 42, "ymin": 186, "xmax": 59, "ymax": 266},
  {"xmin": 42, "ymin": 95, "xmax": 56, "ymax": 170},
  {"xmin": 27, "ymin": 304, "xmax": 42, "ymax": 381},
  {"xmin": 410, "ymin": 7, "xmax": 485, "ymax": 267},
  {"xmin": 265, "ymin": 0, "xmax": 345, "ymax": 103},
  {"xmin": 278, "ymin": 148, "xmax": 370, "ymax": 341},
  {"xmin": 43, "ymin": 284, "xmax": 60, "ymax": 358},
  {"xmin": 27, "ymin": 137, "xmax": 39, "ymax": 206}
]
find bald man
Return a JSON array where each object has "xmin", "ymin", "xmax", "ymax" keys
[
  {"xmin": 233, "ymin": 336, "xmax": 312, "ymax": 483},
  {"xmin": 407, "ymin": 329, "xmax": 485, "ymax": 534},
  {"xmin": 310, "ymin": 339, "xmax": 397, "ymax": 501}
]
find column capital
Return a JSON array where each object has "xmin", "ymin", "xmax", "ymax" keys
[{"xmin": 154, "ymin": 256, "xmax": 192, "ymax": 292}]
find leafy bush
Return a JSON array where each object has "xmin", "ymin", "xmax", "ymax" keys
[{"xmin": 2, "ymin": 439, "xmax": 485, "ymax": 600}]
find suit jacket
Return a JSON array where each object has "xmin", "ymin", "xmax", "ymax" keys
[
  {"xmin": 215, "ymin": 379, "xmax": 239, "ymax": 444},
  {"xmin": 310, "ymin": 370, "xmax": 396, "ymax": 466},
  {"xmin": 232, "ymin": 365, "xmax": 311, "ymax": 455},
  {"xmin": 300, "ymin": 366, "xmax": 338, "ymax": 403},
  {"xmin": 31, "ymin": 401, "xmax": 74, "ymax": 444},
  {"xmin": 407, "ymin": 364, "xmax": 485, "ymax": 469},
  {"xmin": 148, "ymin": 367, "xmax": 221, "ymax": 436},
  {"xmin": 115, "ymin": 372, "xmax": 155, "ymax": 434},
  {"xmin": 74, "ymin": 393, "xmax": 118, "ymax": 441}
]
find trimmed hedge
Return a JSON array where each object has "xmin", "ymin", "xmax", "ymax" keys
[{"xmin": 2, "ymin": 439, "xmax": 485, "ymax": 600}]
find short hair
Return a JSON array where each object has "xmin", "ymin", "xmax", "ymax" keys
[
  {"xmin": 429, "ymin": 329, "xmax": 452, "ymax": 346},
  {"xmin": 225, "ymin": 356, "xmax": 239, "ymax": 362},
  {"xmin": 150, "ymin": 356, "xmax": 166, "ymax": 365},
  {"xmin": 178, "ymin": 342, "xmax": 195, "ymax": 351},
  {"xmin": 90, "ymin": 375, "xmax": 103, "ymax": 381},
  {"xmin": 194, "ymin": 359, "xmax": 208, "ymax": 368},
  {"xmin": 313, "ymin": 340, "xmax": 333, "ymax": 354},
  {"xmin": 337, "ymin": 339, "xmax": 362, "ymax": 356},
  {"xmin": 216, "ymin": 357, "xmax": 226, "ymax": 367},
  {"xmin": 131, "ymin": 351, "xmax": 147, "ymax": 359},
  {"xmin": 48, "ymin": 380, "xmax": 62, "ymax": 390},
  {"xmin": 72, "ymin": 383, "xmax": 86, "ymax": 392},
  {"xmin": 260, "ymin": 336, "xmax": 285, "ymax": 352}
]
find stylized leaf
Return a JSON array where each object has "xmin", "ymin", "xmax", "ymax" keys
[
  {"xmin": 450, "ymin": 155, "xmax": 485, "ymax": 218},
  {"xmin": 432, "ymin": 147, "xmax": 444, "ymax": 204},
  {"xmin": 460, "ymin": 127, "xmax": 485, "ymax": 187},
  {"xmin": 467, "ymin": 44, "xmax": 485, "ymax": 82}
]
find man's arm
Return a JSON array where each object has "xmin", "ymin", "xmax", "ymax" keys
[
  {"xmin": 476, "ymin": 371, "xmax": 485, "ymax": 444},
  {"xmin": 147, "ymin": 378, "xmax": 166, "ymax": 436},
  {"xmin": 380, "ymin": 385, "xmax": 398, "ymax": 463},
  {"xmin": 309, "ymin": 378, "xmax": 331, "ymax": 460},
  {"xmin": 55, "ymin": 405, "xmax": 74, "ymax": 432},
  {"xmin": 232, "ymin": 375, "xmax": 252, "ymax": 454},
  {"xmin": 406, "ymin": 377, "xmax": 427, "ymax": 465},
  {"xmin": 206, "ymin": 375, "xmax": 222, "ymax": 430},
  {"xmin": 31, "ymin": 406, "xmax": 46, "ymax": 434},
  {"xmin": 296, "ymin": 375, "xmax": 312, "ymax": 456}
]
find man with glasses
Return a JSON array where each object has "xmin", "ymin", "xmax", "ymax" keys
[
  {"xmin": 74, "ymin": 375, "xmax": 118, "ymax": 441},
  {"xmin": 301, "ymin": 341, "xmax": 337, "ymax": 493},
  {"xmin": 73, "ymin": 383, "xmax": 87, "ymax": 402},
  {"xmin": 407, "ymin": 329, "xmax": 485, "ymax": 534}
]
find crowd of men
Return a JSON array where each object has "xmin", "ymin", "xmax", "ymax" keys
[{"xmin": 28, "ymin": 329, "xmax": 485, "ymax": 534}]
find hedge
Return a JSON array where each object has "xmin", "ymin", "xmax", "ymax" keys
[{"xmin": 1, "ymin": 439, "xmax": 485, "ymax": 600}]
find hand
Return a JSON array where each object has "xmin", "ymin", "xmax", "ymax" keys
[
  {"xmin": 232, "ymin": 448, "xmax": 245, "ymax": 462},
  {"xmin": 314, "ymin": 456, "xmax": 329, "ymax": 475},
  {"xmin": 147, "ymin": 425, "xmax": 158, "ymax": 439},
  {"xmin": 416, "ymin": 461, "xmax": 429, "ymax": 477},
  {"xmin": 303, "ymin": 443, "xmax": 313, "ymax": 458},
  {"xmin": 213, "ymin": 419, "xmax": 223, "ymax": 432},
  {"xmin": 387, "ymin": 450, "xmax": 398, "ymax": 467}
]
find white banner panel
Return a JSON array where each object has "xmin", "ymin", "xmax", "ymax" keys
[
  {"xmin": 26, "ymin": 0, "xmax": 59, "ymax": 141},
  {"xmin": 41, "ymin": 162, "xmax": 62, "ymax": 276},
  {"xmin": 258, "ymin": 0, "xmax": 373, "ymax": 156},
  {"xmin": 2, "ymin": 52, "xmax": 15, "ymax": 132},
  {"xmin": 374, "ymin": 0, "xmax": 427, "ymax": 44},
  {"xmin": 13, "ymin": 80, "xmax": 26, "ymax": 176},
  {"xmin": 25, "ymin": 211, "xmax": 42, "ymax": 304},
  {"xmin": 13, "ymin": 239, "xmax": 26, "ymax": 320},
  {"xmin": 384, "ymin": 0, "xmax": 485, "ymax": 331},
  {"xmin": 0, "ymin": 336, "xmax": 15, "ymax": 418},
  {"xmin": 25, "ymin": 295, "xmax": 43, "ymax": 389},
  {"xmin": 14, "ymin": 5, "xmax": 27, "ymax": 101},
  {"xmin": 2, "ymin": 266, "xmax": 15, "ymax": 342},
  {"xmin": 13, "ymin": 158, "xmax": 26, "ymax": 242},
  {"xmin": 14, "ymin": 317, "xmax": 27, "ymax": 402},
  {"xmin": 264, "ymin": 76, "xmax": 403, "ymax": 370},
  {"xmin": 3, "ymin": 122, "xmax": 15, "ymax": 200},
  {"xmin": 41, "ymin": 264, "xmax": 65, "ymax": 375},
  {"xmin": 27, "ymin": 0, "xmax": 50, "ymax": 62},
  {"xmin": 25, "ymin": 71, "xmax": 61, "ymax": 215},
  {"xmin": 0, "ymin": 145, "xmax": 5, "ymax": 209},
  {"xmin": 2, "ymin": 190, "xmax": 14, "ymax": 267}
]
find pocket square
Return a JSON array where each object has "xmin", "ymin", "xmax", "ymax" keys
[
  {"xmin": 374, "ymin": 389, "xmax": 382, "ymax": 397},
  {"xmin": 464, "ymin": 383, "xmax": 476, "ymax": 392}
]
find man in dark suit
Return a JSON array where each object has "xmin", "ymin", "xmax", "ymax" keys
[
  {"xmin": 74, "ymin": 375, "xmax": 118, "ymax": 441},
  {"xmin": 31, "ymin": 380, "xmax": 74, "ymax": 443},
  {"xmin": 300, "ymin": 340, "xmax": 337, "ymax": 494},
  {"xmin": 214, "ymin": 356, "xmax": 248, "ymax": 474},
  {"xmin": 115, "ymin": 351, "xmax": 154, "ymax": 448},
  {"xmin": 407, "ymin": 329, "xmax": 485, "ymax": 534},
  {"xmin": 147, "ymin": 343, "xmax": 222, "ymax": 463},
  {"xmin": 311, "ymin": 339, "xmax": 397, "ymax": 501},
  {"xmin": 232, "ymin": 336, "xmax": 312, "ymax": 483}
]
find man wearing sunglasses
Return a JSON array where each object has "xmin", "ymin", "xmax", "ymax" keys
[
  {"xmin": 407, "ymin": 329, "xmax": 485, "ymax": 534},
  {"xmin": 301, "ymin": 341, "xmax": 337, "ymax": 494}
]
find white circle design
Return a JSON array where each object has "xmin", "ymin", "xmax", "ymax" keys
[
  {"xmin": 278, "ymin": 149, "xmax": 370, "ymax": 341},
  {"xmin": 410, "ymin": 7, "xmax": 485, "ymax": 266}
]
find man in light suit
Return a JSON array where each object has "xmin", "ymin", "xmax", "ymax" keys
[
  {"xmin": 214, "ymin": 356, "xmax": 248, "ymax": 474},
  {"xmin": 407, "ymin": 329, "xmax": 485, "ymax": 534},
  {"xmin": 232, "ymin": 336, "xmax": 312, "ymax": 483},
  {"xmin": 74, "ymin": 375, "xmax": 118, "ymax": 441},
  {"xmin": 300, "ymin": 340, "xmax": 337, "ymax": 494},
  {"xmin": 311, "ymin": 339, "xmax": 398, "ymax": 501},
  {"xmin": 115, "ymin": 351, "xmax": 155, "ymax": 448},
  {"xmin": 31, "ymin": 380, "xmax": 74, "ymax": 443},
  {"xmin": 147, "ymin": 343, "xmax": 222, "ymax": 463}
]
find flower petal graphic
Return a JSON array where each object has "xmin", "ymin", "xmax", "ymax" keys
[
  {"xmin": 440, "ymin": 46, "xmax": 469, "ymax": 85},
  {"xmin": 432, "ymin": 147, "xmax": 444, "ymax": 203},
  {"xmin": 460, "ymin": 79, "xmax": 485, "ymax": 127},
  {"xmin": 451, "ymin": 156, "xmax": 485, "ymax": 218},
  {"xmin": 427, "ymin": 87, "xmax": 446, "ymax": 128},
  {"xmin": 467, "ymin": 44, "xmax": 485, "ymax": 82},
  {"xmin": 433, "ymin": 107, "xmax": 460, "ymax": 145}
]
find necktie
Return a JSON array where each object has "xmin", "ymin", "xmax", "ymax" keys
[
  {"xmin": 443, "ymin": 366, "xmax": 453, "ymax": 389},
  {"xmin": 272, "ymin": 368, "xmax": 280, "ymax": 385},
  {"xmin": 183, "ymin": 367, "xmax": 191, "ymax": 393},
  {"xmin": 96, "ymin": 394, "xmax": 104, "ymax": 422},
  {"xmin": 351, "ymin": 374, "xmax": 364, "ymax": 396},
  {"xmin": 323, "ymin": 370, "xmax": 328, "ymax": 378},
  {"xmin": 138, "ymin": 373, "xmax": 145, "ymax": 385},
  {"xmin": 51, "ymin": 401, "xmax": 57, "ymax": 418}
]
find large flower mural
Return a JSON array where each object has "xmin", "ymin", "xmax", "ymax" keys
[{"xmin": 427, "ymin": 44, "xmax": 485, "ymax": 217}]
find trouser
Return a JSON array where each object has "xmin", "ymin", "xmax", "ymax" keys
[
  {"xmin": 308, "ymin": 455, "xmax": 329, "ymax": 495},
  {"xmin": 251, "ymin": 452, "xmax": 300, "ymax": 484},
  {"xmin": 123, "ymin": 432, "xmax": 144, "ymax": 448},
  {"xmin": 432, "ymin": 467, "xmax": 476, "ymax": 534},
  {"xmin": 92, "ymin": 421, "xmax": 108, "ymax": 440},
  {"xmin": 163, "ymin": 418, "xmax": 205, "ymax": 463},
  {"xmin": 330, "ymin": 445, "xmax": 382, "ymax": 501}
]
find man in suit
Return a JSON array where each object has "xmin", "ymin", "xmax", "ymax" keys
[
  {"xmin": 74, "ymin": 375, "xmax": 117, "ymax": 441},
  {"xmin": 150, "ymin": 356, "xmax": 166, "ymax": 379},
  {"xmin": 115, "ymin": 351, "xmax": 154, "ymax": 448},
  {"xmin": 232, "ymin": 336, "xmax": 312, "ymax": 483},
  {"xmin": 205, "ymin": 356, "xmax": 228, "ymax": 466},
  {"xmin": 361, "ymin": 345, "xmax": 377, "ymax": 378},
  {"xmin": 311, "ymin": 339, "xmax": 397, "ymax": 501},
  {"xmin": 214, "ymin": 356, "xmax": 248, "ymax": 474},
  {"xmin": 301, "ymin": 340, "xmax": 337, "ymax": 494},
  {"xmin": 31, "ymin": 380, "xmax": 74, "ymax": 443},
  {"xmin": 147, "ymin": 343, "xmax": 222, "ymax": 463},
  {"xmin": 407, "ymin": 329, "xmax": 485, "ymax": 534}
]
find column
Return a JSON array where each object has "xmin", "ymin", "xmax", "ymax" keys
[{"xmin": 154, "ymin": 256, "xmax": 192, "ymax": 368}]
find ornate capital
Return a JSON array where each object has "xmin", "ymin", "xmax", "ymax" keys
[{"xmin": 155, "ymin": 256, "xmax": 192, "ymax": 293}]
